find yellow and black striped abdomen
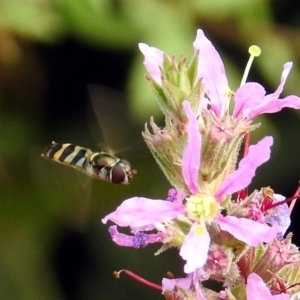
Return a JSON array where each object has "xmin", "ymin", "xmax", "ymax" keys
[{"xmin": 43, "ymin": 142, "xmax": 92, "ymax": 170}]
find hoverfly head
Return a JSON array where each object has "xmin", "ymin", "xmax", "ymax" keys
[{"xmin": 110, "ymin": 159, "xmax": 137, "ymax": 184}]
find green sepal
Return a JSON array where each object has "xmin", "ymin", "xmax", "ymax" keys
[
  {"xmin": 226, "ymin": 289, "xmax": 238, "ymax": 300},
  {"xmin": 142, "ymin": 120, "xmax": 189, "ymax": 193},
  {"xmin": 175, "ymin": 218, "xmax": 193, "ymax": 236},
  {"xmin": 186, "ymin": 79, "xmax": 203, "ymax": 116},
  {"xmin": 253, "ymin": 243, "xmax": 267, "ymax": 265},
  {"xmin": 161, "ymin": 76, "xmax": 187, "ymax": 114},
  {"xmin": 230, "ymin": 283, "xmax": 246, "ymax": 300},
  {"xmin": 186, "ymin": 52, "xmax": 199, "ymax": 87},
  {"xmin": 147, "ymin": 76, "xmax": 178, "ymax": 120},
  {"xmin": 178, "ymin": 56, "xmax": 192, "ymax": 96},
  {"xmin": 162, "ymin": 54, "xmax": 179, "ymax": 86}
]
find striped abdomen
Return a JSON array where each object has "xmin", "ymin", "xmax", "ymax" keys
[{"xmin": 43, "ymin": 142, "xmax": 92, "ymax": 170}]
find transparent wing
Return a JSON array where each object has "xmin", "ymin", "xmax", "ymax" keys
[{"xmin": 87, "ymin": 84, "xmax": 144, "ymax": 156}]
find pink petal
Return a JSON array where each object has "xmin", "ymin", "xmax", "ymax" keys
[
  {"xmin": 102, "ymin": 197, "xmax": 185, "ymax": 227},
  {"xmin": 193, "ymin": 29, "xmax": 228, "ymax": 117},
  {"xmin": 108, "ymin": 225, "xmax": 136, "ymax": 247},
  {"xmin": 215, "ymin": 136, "xmax": 273, "ymax": 200},
  {"xmin": 139, "ymin": 43, "xmax": 165, "ymax": 85},
  {"xmin": 162, "ymin": 276, "xmax": 192, "ymax": 292},
  {"xmin": 180, "ymin": 223, "xmax": 210, "ymax": 273},
  {"xmin": 195, "ymin": 280, "xmax": 207, "ymax": 300},
  {"xmin": 245, "ymin": 62, "xmax": 300, "ymax": 119},
  {"xmin": 246, "ymin": 273, "xmax": 289, "ymax": 300},
  {"xmin": 216, "ymin": 215, "xmax": 281, "ymax": 246},
  {"xmin": 182, "ymin": 100, "xmax": 201, "ymax": 194},
  {"xmin": 233, "ymin": 82, "xmax": 266, "ymax": 118},
  {"xmin": 108, "ymin": 226, "xmax": 164, "ymax": 248},
  {"xmin": 246, "ymin": 95, "xmax": 300, "ymax": 120},
  {"xmin": 264, "ymin": 62, "xmax": 293, "ymax": 102}
]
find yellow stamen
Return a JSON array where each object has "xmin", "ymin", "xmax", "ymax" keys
[
  {"xmin": 240, "ymin": 45, "xmax": 261, "ymax": 87},
  {"xmin": 186, "ymin": 194, "xmax": 219, "ymax": 221}
]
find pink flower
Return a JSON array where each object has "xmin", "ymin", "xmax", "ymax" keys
[
  {"xmin": 102, "ymin": 101, "xmax": 281, "ymax": 274},
  {"xmin": 139, "ymin": 29, "xmax": 300, "ymax": 120},
  {"xmin": 266, "ymin": 237, "xmax": 296, "ymax": 266}
]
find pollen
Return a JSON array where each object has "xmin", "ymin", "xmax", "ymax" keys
[
  {"xmin": 132, "ymin": 232, "xmax": 148, "ymax": 248},
  {"xmin": 248, "ymin": 45, "xmax": 261, "ymax": 57},
  {"xmin": 194, "ymin": 223, "xmax": 205, "ymax": 235},
  {"xmin": 186, "ymin": 194, "xmax": 219, "ymax": 221}
]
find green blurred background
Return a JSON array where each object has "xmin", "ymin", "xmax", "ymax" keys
[{"xmin": 1, "ymin": 0, "xmax": 300, "ymax": 299}]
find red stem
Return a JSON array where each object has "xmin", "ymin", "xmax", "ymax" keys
[
  {"xmin": 114, "ymin": 269, "xmax": 162, "ymax": 291},
  {"xmin": 289, "ymin": 184, "xmax": 300, "ymax": 214}
]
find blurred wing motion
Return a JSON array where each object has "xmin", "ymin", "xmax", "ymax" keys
[
  {"xmin": 87, "ymin": 85, "xmax": 143, "ymax": 155},
  {"xmin": 42, "ymin": 141, "xmax": 137, "ymax": 184}
]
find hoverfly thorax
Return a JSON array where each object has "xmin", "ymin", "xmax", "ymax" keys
[{"xmin": 88, "ymin": 152, "xmax": 137, "ymax": 184}]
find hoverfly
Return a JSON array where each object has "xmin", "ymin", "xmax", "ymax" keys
[
  {"xmin": 42, "ymin": 142, "xmax": 137, "ymax": 184},
  {"xmin": 42, "ymin": 85, "xmax": 139, "ymax": 185}
]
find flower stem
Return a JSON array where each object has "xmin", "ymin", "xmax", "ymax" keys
[
  {"xmin": 113, "ymin": 269, "xmax": 162, "ymax": 291},
  {"xmin": 264, "ymin": 184, "xmax": 300, "ymax": 213},
  {"xmin": 240, "ymin": 45, "xmax": 261, "ymax": 87},
  {"xmin": 289, "ymin": 183, "xmax": 300, "ymax": 214}
]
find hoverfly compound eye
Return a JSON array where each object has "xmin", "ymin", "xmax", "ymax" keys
[
  {"xmin": 111, "ymin": 159, "xmax": 137, "ymax": 184},
  {"xmin": 111, "ymin": 164, "xmax": 126, "ymax": 184}
]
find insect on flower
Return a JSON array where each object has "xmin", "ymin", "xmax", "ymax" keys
[{"xmin": 42, "ymin": 85, "xmax": 138, "ymax": 185}]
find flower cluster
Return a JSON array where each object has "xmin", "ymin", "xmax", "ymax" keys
[{"xmin": 102, "ymin": 30, "xmax": 300, "ymax": 299}]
